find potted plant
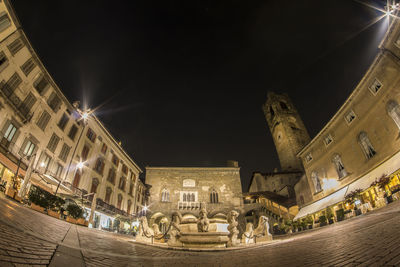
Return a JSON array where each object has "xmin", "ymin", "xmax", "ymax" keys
[
  {"xmin": 336, "ymin": 208, "xmax": 345, "ymax": 221},
  {"xmin": 300, "ymin": 219, "xmax": 307, "ymax": 231},
  {"xmin": 66, "ymin": 203, "xmax": 84, "ymax": 224},
  {"xmin": 28, "ymin": 186, "xmax": 48, "ymax": 213},
  {"xmin": 47, "ymin": 194, "xmax": 65, "ymax": 219},
  {"xmin": 305, "ymin": 215, "xmax": 313, "ymax": 229},
  {"xmin": 319, "ymin": 215, "xmax": 327, "ymax": 227},
  {"xmin": 326, "ymin": 207, "xmax": 335, "ymax": 224}
]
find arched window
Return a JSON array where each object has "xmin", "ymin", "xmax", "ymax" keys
[
  {"xmin": 117, "ymin": 194, "xmax": 123, "ymax": 210},
  {"xmin": 183, "ymin": 193, "xmax": 187, "ymax": 202},
  {"xmin": 332, "ymin": 154, "xmax": 347, "ymax": 178},
  {"xmin": 90, "ymin": 178, "xmax": 99, "ymax": 194},
  {"xmin": 358, "ymin": 132, "xmax": 376, "ymax": 159},
  {"xmin": 191, "ymin": 193, "xmax": 195, "ymax": 202},
  {"xmin": 127, "ymin": 200, "xmax": 132, "ymax": 215},
  {"xmin": 72, "ymin": 170, "xmax": 81, "ymax": 188},
  {"xmin": 387, "ymin": 100, "xmax": 400, "ymax": 129},
  {"xmin": 311, "ymin": 171, "xmax": 322, "ymax": 193},
  {"xmin": 280, "ymin": 101, "xmax": 288, "ymax": 110},
  {"xmin": 299, "ymin": 195, "xmax": 305, "ymax": 205},
  {"xmin": 269, "ymin": 106, "xmax": 275, "ymax": 117},
  {"xmin": 210, "ymin": 190, "xmax": 219, "ymax": 203},
  {"xmin": 105, "ymin": 187, "xmax": 112, "ymax": 204},
  {"xmin": 161, "ymin": 188, "xmax": 169, "ymax": 202}
]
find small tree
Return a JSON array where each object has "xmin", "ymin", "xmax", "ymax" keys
[{"xmin": 345, "ymin": 189, "xmax": 363, "ymax": 205}]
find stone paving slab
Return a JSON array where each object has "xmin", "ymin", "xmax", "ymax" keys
[{"xmin": 2, "ymin": 195, "xmax": 400, "ymax": 266}]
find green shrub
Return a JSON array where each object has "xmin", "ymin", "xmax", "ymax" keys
[
  {"xmin": 66, "ymin": 203, "xmax": 84, "ymax": 219},
  {"xmin": 305, "ymin": 215, "xmax": 313, "ymax": 225},
  {"xmin": 319, "ymin": 215, "xmax": 327, "ymax": 226},
  {"xmin": 326, "ymin": 207, "xmax": 334, "ymax": 219},
  {"xmin": 28, "ymin": 186, "xmax": 65, "ymax": 210}
]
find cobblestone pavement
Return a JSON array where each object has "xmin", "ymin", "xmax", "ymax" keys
[{"xmin": 1, "ymin": 195, "xmax": 400, "ymax": 267}]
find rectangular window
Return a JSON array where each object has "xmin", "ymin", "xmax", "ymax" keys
[
  {"xmin": 47, "ymin": 133, "xmax": 60, "ymax": 153},
  {"xmin": 36, "ymin": 110, "xmax": 51, "ymax": 131},
  {"xmin": 3, "ymin": 123, "xmax": 17, "ymax": 142},
  {"xmin": 2, "ymin": 72, "xmax": 22, "ymax": 97},
  {"xmin": 129, "ymin": 183, "xmax": 133, "ymax": 195},
  {"xmin": 86, "ymin": 128, "xmax": 96, "ymax": 142},
  {"xmin": 0, "ymin": 12, "xmax": 11, "ymax": 33},
  {"xmin": 122, "ymin": 164, "xmax": 128, "ymax": 175},
  {"xmin": 57, "ymin": 113, "xmax": 69, "ymax": 130},
  {"xmin": 19, "ymin": 93, "xmax": 36, "ymax": 117},
  {"xmin": 33, "ymin": 74, "xmax": 49, "ymax": 95},
  {"xmin": 81, "ymin": 145, "xmax": 90, "ymax": 161},
  {"xmin": 68, "ymin": 124, "xmax": 78, "ymax": 140},
  {"xmin": 112, "ymin": 154, "xmax": 119, "ymax": 166},
  {"xmin": 323, "ymin": 134, "xmax": 333, "ymax": 147},
  {"xmin": 0, "ymin": 51, "xmax": 8, "ymax": 69},
  {"xmin": 101, "ymin": 143, "xmax": 107, "ymax": 154},
  {"xmin": 107, "ymin": 168, "xmax": 116, "ymax": 184},
  {"xmin": 94, "ymin": 158, "xmax": 105, "ymax": 175},
  {"xmin": 8, "ymin": 38, "xmax": 24, "ymax": 56},
  {"xmin": 368, "ymin": 78, "xmax": 382, "ymax": 95},
  {"xmin": 344, "ymin": 110, "xmax": 356, "ymax": 125},
  {"xmin": 59, "ymin": 143, "xmax": 71, "ymax": 162},
  {"xmin": 23, "ymin": 139, "xmax": 36, "ymax": 157},
  {"xmin": 47, "ymin": 92, "xmax": 61, "ymax": 112},
  {"xmin": 40, "ymin": 153, "xmax": 51, "ymax": 172},
  {"xmin": 20, "ymin": 57, "xmax": 36, "ymax": 76},
  {"xmin": 55, "ymin": 164, "xmax": 63, "ymax": 179}
]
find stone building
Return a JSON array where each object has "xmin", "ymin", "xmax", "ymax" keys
[
  {"xmin": 0, "ymin": 0, "xmax": 143, "ymax": 228},
  {"xmin": 246, "ymin": 92, "xmax": 310, "ymax": 224},
  {"xmin": 294, "ymin": 14, "xmax": 400, "ymax": 220},
  {"xmin": 145, "ymin": 162, "xmax": 243, "ymax": 231}
]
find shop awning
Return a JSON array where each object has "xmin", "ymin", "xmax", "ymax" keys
[
  {"xmin": 0, "ymin": 153, "xmax": 26, "ymax": 177},
  {"xmin": 347, "ymin": 150, "xmax": 400, "ymax": 193},
  {"xmin": 30, "ymin": 173, "xmax": 72, "ymax": 195},
  {"xmin": 294, "ymin": 186, "xmax": 349, "ymax": 220}
]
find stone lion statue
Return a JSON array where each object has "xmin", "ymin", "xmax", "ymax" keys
[
  {"xmin": 197, "ymin": 206, "xmax": 209, "ymax": 232},
  {"xmin": 168, "ymin": 211, "xmax": 183, "ymax": 246},
  {"xmin": 253, "ymin": 216, "xmax": 272, "ymax": 242},
  {"xmin": 227, "ymin": 210, "xmax": 240, "ymax": 247}
]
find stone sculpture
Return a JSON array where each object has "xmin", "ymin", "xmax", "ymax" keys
[
  {"xmin": 197, "ymin": 206, "xmax": 210, "ymax": 232},
  {"xmin": 136, "ymin": 216, "xmax": 154, "ymax": 243},
  {"xmin": 241, "ymin": 222, "xmax": 254, "ymax": 244},
  {"xmin": 168, "ymin": 211, "xmax": 183, "ymax": 246},
  {"xmin": 253, "ymin": 216, "xmax": 273, "ymax": 242},
  {"xmin": 227, "ymin": 210, "xmax": 240, "ymax": 247},
  {"xmin": 152, "ymin": 223, "xmax": 162, "ymax": 236}
]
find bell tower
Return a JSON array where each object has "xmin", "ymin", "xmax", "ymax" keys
[{"xmin": 263, "ymin": 92, "xmax": 310, "ymax": 171}]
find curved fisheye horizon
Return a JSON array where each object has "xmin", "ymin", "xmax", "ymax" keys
[{"xmin": 1, "ymin": 0, "xmax": 400, "ymax": 266}]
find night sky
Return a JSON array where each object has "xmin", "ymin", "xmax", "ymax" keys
[{"xmin": 11, "ymin": 0, "xmax": 388, "ymax": 191}]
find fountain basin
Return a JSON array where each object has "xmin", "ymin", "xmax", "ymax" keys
[{"xmin": 179, "ymin": 232, "xmax": 229, "ymax": 248}]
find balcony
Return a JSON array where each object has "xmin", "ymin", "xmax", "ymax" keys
[{"xmin": 0, "ymin": 82, "xmax": 33, "ymax": 123}]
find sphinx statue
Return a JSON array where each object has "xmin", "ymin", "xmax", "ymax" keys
[
  {"xmin": 227, "ymin": 210, "xmax": 240, "ymax": 247},
  {"xmin": 168, "ymin": 211, "xmax": 183, "ymax": 246},
  {"xmin": 241, "ymin": 222, "xmax": 254, "ymax": 244},
  {"xmin": 197, "ymin": 206, "xmax": 210, "ymax": 232},
  {"xmin": 136, "ymin": 216, "xmax": 154, "ymax": 243},
  {"xmin": 253, "ymin": 216, "xmax": 273, "ymax": 242}
]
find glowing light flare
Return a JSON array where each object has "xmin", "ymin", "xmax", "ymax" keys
[
  {"xmin": 143, "ymin": 206, "xmax": 148, "ymax": 211},
  {"xmin": 40, "ymin": 162, "xmax": 45, "ymax": 167},
  {"xmin": 77, "ymin": 161, "xmax": 84, "ymax": 169}
]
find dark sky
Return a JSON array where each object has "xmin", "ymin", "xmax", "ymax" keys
[{"xmin": 11, "ymin": 0, "xmax": 388, "ymax": 191}]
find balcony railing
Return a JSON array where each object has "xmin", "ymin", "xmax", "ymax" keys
[{"xmin": 178, "ymin": 201, "xmax": 201, "ymax": 210}]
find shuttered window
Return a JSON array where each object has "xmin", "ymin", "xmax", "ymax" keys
[
  {"xmin": 2, "ymin": 72, "xmax": 22, "ymax": 96},
  {"xmin": 0, "ymin": 51, "xmax": 8, "ymax": 69},
  {"xmin": 68, "ymin": 124, "xmax": 78, "ymax": 140},
  {"xmin": 0, "ymin": 12, "xmax": 11, "ymax": 33},
  {"xmin": 59, "ymin": 143, "xmax": 71, "ymax": 162},
  {"xmin": 20, "ymin": 58, "xmax": 36, "ymax": 76},
  {"xmin": 57, "ymin": 113, "xmax": 69, "ymax": 130},
  {"xmin": 36, "ymin": 110, "xmax": 51, "ymax": 131},
  {"xmin": 33, "ymin": 74, "xmax": 49, "ymax": 95},
  {"xmin": 47, "ymin": 133, "xmax": 60, "ymax": 153},
  {"xmin": 19, "ymin": 93, "xmax": 36, "ymax": 117},
  {"xmin": 8, "ymin": 38, "xmax": 24, "ymax": 55},
  {"xmin": 47, "ymin": 92, "xmax": 61, "ymax": 112}
]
